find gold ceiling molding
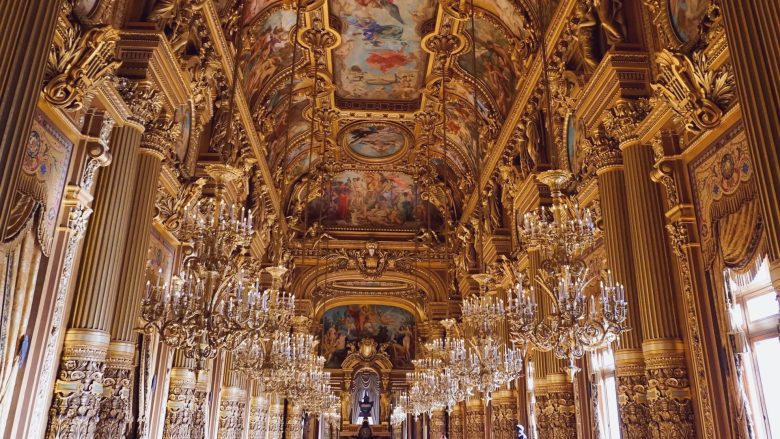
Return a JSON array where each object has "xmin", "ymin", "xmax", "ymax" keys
[
  {"xmin": 324, "ymin": 241, "xmax": 417, "ymax": 279},
  {"xmin": 312, "ymin": 295, "xmax": 427, "ymax": 324},
  {"xmin": 291, "ymin": 265, "xmax": 448, "ymax": 304}
]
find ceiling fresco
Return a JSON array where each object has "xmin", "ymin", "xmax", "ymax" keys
[
  {"xmin": 341, "ymin": 121, "xmax": 410, "ymax": 160},
  {"xmin": 235, "ymin": 0, "xmax": 538, "ymax": 234},
  {"xmin": 305, "ymin": 170, "xmax": 443, "ymax": 229},
  {"xmin": 456, "ymin": 12, "xmax": 522, "ymax": 115},
  {"xmin": 330, "ymin": 0, "xmax": 437, "ymax": 103}
]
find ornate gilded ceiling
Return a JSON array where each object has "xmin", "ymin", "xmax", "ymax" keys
[{"xmin": 228, "ymin": 0, "xmax": 539, "ymax": 235}]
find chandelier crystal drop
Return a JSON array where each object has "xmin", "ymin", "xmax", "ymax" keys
[{"xmin": 508, "ymin": 170, "xmax": 629, "ymax": 379}]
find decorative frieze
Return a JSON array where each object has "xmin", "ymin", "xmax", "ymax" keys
[
  {"xmin": 644, "ymin": 341, "xmax": 696, "ymax": 438},
  {"xmin": 163, "ymin": 368, "xmax": 198, "ymax": 439},
  {"xmin": 218, "ymin": 387, "xmax": 246, "ymax": 439}
]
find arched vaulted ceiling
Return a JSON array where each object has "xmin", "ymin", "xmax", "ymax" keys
[{"xmin": 232, "ymin": 0, "xmax": 540, "ymax": 235}]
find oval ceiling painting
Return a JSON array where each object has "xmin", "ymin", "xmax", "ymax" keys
[{"xmin": 342, "ymin": 122, "xmax": 408, "ymax": 160}]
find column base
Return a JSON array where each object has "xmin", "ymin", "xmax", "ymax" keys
[
  {"xmin": 248, "ymin": 395, "xmax": 269, "ymax": 439},
  {"xmin": 491, "ymin": 389, "xmax": 518, "ymax": 439},
  {"xmin": 643, "ymin": 339, "xmax": 696, "ymax": 438},
  {"xmin": 96, "ymin": 341, "xmax": 135, "ymax": 439},
  {"xmin": 615, "ymin": 348, "xmax": 651, "ymax": 439},
  {"xmin": 218, "ymin": 387, "xmax": 246, "ymax": 439},
  {"xmin": 465, "ymin": 397, "xmax": 485, "ymax": 439},
  {"xmin": 46, "ymin": 328, "xmax": 111, "ymax": 439},
  {"xmin": 545, "ymin": 374, "xmax": 577, "ymax": 439},
  {"xmin": 163, "ymin": 367, "xmax": 197, "ymax": 439}
]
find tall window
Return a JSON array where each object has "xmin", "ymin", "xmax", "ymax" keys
[
  {"xmin": 589, "ymin": 347, "xmax": 620, "ymax": 439},
  {"xmin": 729, "ymin": 259, "xmax": 780, "ymax": 438}
]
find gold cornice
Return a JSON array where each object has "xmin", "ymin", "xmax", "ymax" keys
[
  {"xmin": 94, "ymin": 82, "xmax": 141, "ymax": 130},
  {"xmin": 458, "ymin": 0, "xmax": 578, "ymax": 224},
  {"xmin": 116, "ymin": 29, "xmax": 189, "ymax": 110},
  {"xmin": 200, "ymin": 5, "xmax": 287, "ymax": 235},
  {"xmin": 576, "ymin": 51, "xmax": 652, "ymax": 129}
]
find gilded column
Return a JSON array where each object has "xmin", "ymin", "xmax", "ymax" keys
[
  {"xmin": 586, "ymin": 128, "xmax": 649, "ymax": 438},
  {"xmin": 286, "ymin": 403, "xmax": 304, "ymax": 439},
  {"xmin": 267, "ymin": 398, "xmax": 284, "ymax": 439},
  {"xmin": 465, "ymin": 397, "xmax": 485, "ymax": 439},
  {"xmin": 45, "ymin": 121, "xmax": 144, "ymax": 438},
  {"xmin": 248, "ymin": 385, "xmax": 269, "ymax": 439},
  {"xmin": 606, "ymin": 99, "xmax": 695, "ymax": 438},
  {"xmin": 545, "ymin": 376, "xmax": 576, "ymax": 439},
  {"xmin": 450, "ymin": 402, "xmax": 465, "ymax": 439},
  {"xmin": 192, "ymin": 372, "xmax": 210, "ymax": 439},
  {"xmin": 0, "ymin": 0, "xmax": 62, "ymax": 234},
  {"xmin": 162, "ymin": 351, "xmax": 198, "ymax": 439},
  {"xmin": 430, "ymin": 410, "xmax": 446, "ymax": 438},
  {"xmin": 492, "ymin": 389, "xmax": 518, "ymax": 439},
  {"xmin": 98, "ymin": 105, "xmax": 172, "ymax": 438},
  {"xmin": 218, "ymin": 354, "xmax": 247, "ymax": 439},
  {"xmin": 720, "ymin": 0, "xmax": 780, "ymax": 311}
]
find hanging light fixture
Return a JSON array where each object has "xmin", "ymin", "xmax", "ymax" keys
[{"xmin": 505, "ymin": 0, "xmax": 628, "ymax": 379}]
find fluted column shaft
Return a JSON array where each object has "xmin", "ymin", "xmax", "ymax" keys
[
  {"xmin": 97, "ymin": 142, "xmax": 164, "ymax": 438},
  {"xmin": 720, "ymin": 0, "xmax": 780, "ymax": 293},
  {"xmin": 623, "ymin": 143, "xmax": 681, "ymax": 341},
  {"xmin": 595, "ymin": 163, "xmax": 649, "ymax": 438},
  {"xmin": 46, "ymin": 124, "xmax": 143, "ymax": 439},
  {"xmin": 622, "ymin": 139, "xmax": 694, "ymax": 437},
  {"xmin": 0, "ymin": 1, "xmax": 62, "ymax": 234}
]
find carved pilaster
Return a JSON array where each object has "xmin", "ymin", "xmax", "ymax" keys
[
  {"xmin": 29, "ymin": 113, "xmax": 112, "ymax": 439},
  {"xmin": 46, "ymin": 329, "xmax": 110, "ymax": 439},
  {"xmin": 644, "ymin": 341, "xmax": 695, "ymax": 438},
  {"xmin": 430, "ymin": 410, "xmax": 446, "ymax": 438},
  {"xmin": 491, "ymin": 390, "xmax": 519, "ymax": 439},
  {"xmin": 118, "ymin": 79, "xmax": 163, "ymax": 129},
  {"xmin": 450, "ymin": 403, "xmax": 464, "ymax": 439},
  {"xmin": 218, "ymin": 387, "xmax": 246, "ymax": 439},
  {"xmin": 162, "ymin": 368, "xmax": 198, "ymax": 439},
  {"xmin": 546, "ymin": 379, "xmax": 577, "ymax": 439},
  {"xmin": 95, "ymin": 342, "xmax": 135, "ymax": 439},
  {"xmin": 465, "ymin": 398, "xmax": 485, "ymax": 439},
  {"xmin": 191, "ymin": 377, "xmax": 209, "ymax": 439}
]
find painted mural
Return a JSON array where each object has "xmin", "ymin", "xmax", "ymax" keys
[
  {"xmin": 330, "ymin": 0, "xmax": 436, "ymax": 101},
  {"xmin": 343, "ymin": 123, "xmax": 406, "ymax": 159},
  {"xmin": 265, "ymin": 93, "xmax": 310, "ymax": 167},
  {"xmin": 243, "ymin": 0, "xmax": 277, "ymax": 23},
  {"xmin": 147, "ymin": 228, "xmax": 175, "ymax": 285},
  {"xmin": 306, "ymin": 170, "xmax": 439, "ymax": 228},
  {"xmin": 668, "ymin": 0, "xmax": 709, "ymax": 42},
  {"xmin": 243, "ymin": 9, "xmax": 298, "ymax": 108},
  {"xmin": 320, "ymin": 304, "xmax": 415, "ymax": 368},
  {"xmin": 458, "ymin": 14, "xmax": 519, "ymax": 115},
  {"xmin": 173, "ymin": 104, "xmax": 192, "ymax": 164}
]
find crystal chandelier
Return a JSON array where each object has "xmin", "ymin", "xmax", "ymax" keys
[
  {"xmin": 459, "ymin": 275, "xmax": 524, "ymax": 402},
  {"xmin": 507, "ymin": 170, "xmax": 628, "ymax": 379},
  {"xmin": 142, "ymin": 165, "xmax": 260, "ymax": 364},
  {"xmin": 232, "ymin": 266, "xmax": 296, "ymax": 379}
]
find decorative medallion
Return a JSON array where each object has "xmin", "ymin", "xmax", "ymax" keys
[
  {"xmin": 667, "ymin": 0, "xmax": 710, "ymax": 43},
  {"xmin": 339, "ymin": 121, "xmax": 410, "ymax": 161}
]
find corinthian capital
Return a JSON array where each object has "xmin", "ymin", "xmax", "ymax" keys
[
  {"xmin": 603, "ymin": 99, "xmax": 652, "ymax": 144},
  {"xmin": 118, "ymin": 79, "xmax": 164, "ymax": 127},
  {"xmin": 141, "ymin": 111, "xmax": 181, "ymax": 159},
  {"xmin": 584, "ymin": 126, "xmax": 623, "ymax": 172}
]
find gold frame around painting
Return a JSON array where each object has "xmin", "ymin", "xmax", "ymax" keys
[{"xmin": 338, "ymin": 120, "xmax": 412, "ymax": 164}]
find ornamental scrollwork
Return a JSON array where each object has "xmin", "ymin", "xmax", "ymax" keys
[
  {"xmin": 603, "ymin": 99, "xmax": 652, "ymax": 144},
  {"xmin": 118, "ymin": 79, "xmax": 165, "ymax": 127},
  {"xmin": 652, "ymin": 49, "xmax": 736, "ymax": 133},
  {"xmin": 44, "ymin": 3, "xmax": 121, "ymax": 111},
  {"xmin": 325, "ymin": 241, "xmax": 417, "ymax": 279},
  {"xmin": 154, "ymin": 178, "xmax": 207, "ymax": 233}
]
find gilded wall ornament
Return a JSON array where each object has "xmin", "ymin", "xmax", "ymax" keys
[
  {"xmin": 603, "ymin": 99, "xmax": 652, "ymax": 144},
  {"xmin": 119, "ymin": 79, "xmax": 165, "ymax": 127},
  {"xmin": 44, "ymin": 4, "xmax": 121, "ymax": 111},
  {"xmin": 652, "ymin": 49, "xmax": 736, "ymax": 133},
  {"xmin": 325, "ymin": 241, "xmax": 417, "ymax": 279}
]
